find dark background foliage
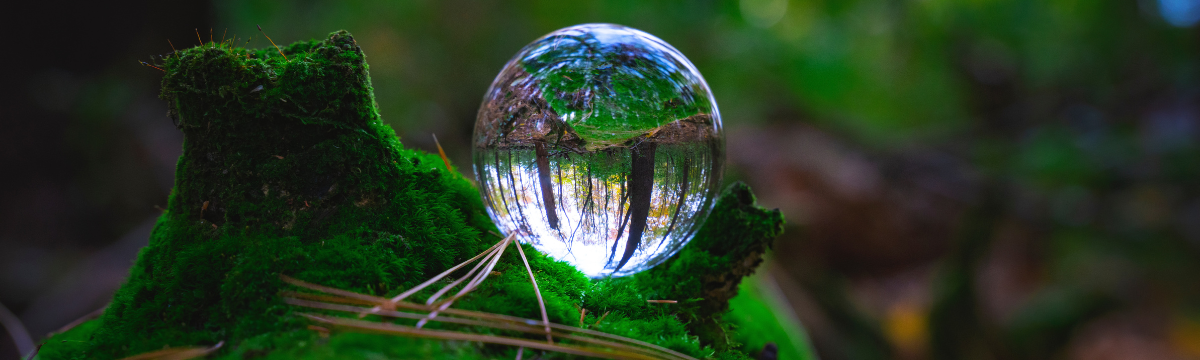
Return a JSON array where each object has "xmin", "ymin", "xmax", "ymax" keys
[{"xmin": 2, "ymin": 0, "xmax": 1199, "ymax": 359}]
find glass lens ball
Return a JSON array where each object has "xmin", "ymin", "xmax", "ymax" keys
[{"xmin": 472, "ymin": 24, "xmax": 724, "ymax": 278}]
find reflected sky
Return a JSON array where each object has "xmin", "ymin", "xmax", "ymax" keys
[{"xmin": 476, "ymin": 144, "xmax": 720, "ymax": 277}]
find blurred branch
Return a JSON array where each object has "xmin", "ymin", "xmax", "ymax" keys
[{"xmin": 0, "ymin": 300, "xmax": 34, "ymax": 359}]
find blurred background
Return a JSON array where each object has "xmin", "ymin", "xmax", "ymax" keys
[{"xmin": 2, "ymin": 0, "xmax": 1200, "ymax": 359}]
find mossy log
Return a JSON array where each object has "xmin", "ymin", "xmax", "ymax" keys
[{"xmin": 35, "ymin": 31, "xmax": 784, "ymax": 360}]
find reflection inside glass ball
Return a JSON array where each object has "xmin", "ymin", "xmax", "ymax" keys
[{"xmin": 472, "ymin": 24, "xmax": 724, "ymax": 278}]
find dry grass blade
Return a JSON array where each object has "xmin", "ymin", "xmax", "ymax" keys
[
  {"xmin": 301, "ymin": 314, "xmax": 660, "ymax": 360},
  {"xmin": 282, "ymin": 297, "xmax": 691, "ymax": 360},
  {"xmin": 424, "ymin": 238, "xmax": 505, "ymax": 306},
  {"xmin": 279, "ymin": 291, "xmax": 379, "ymax": 307},
  {"xmin": 432, "ymin": 134, "xmax": 453, "ymax": 172},
  {"xmin": 282, "ymin": 278, "xmax": 695, "ymax": 360},
  {"xmin": 514, "ymin": 239, "xmax": 553, "ymax": 343},
  {"xmin": 417, "ymin": 235, "xmax": 511, "ymax": 328},
  {"xmin": 117, "ymin": 341, "xmax": 223, "ymax": 360},
  {"xmin": 359, "ymin": 236, "xmax": 509, "ymax": 317},
  {"xmin": 280, "ymin": 234, "xmax": 698, "ymax": 360},
  {"xmin": 279, "ymin": 275, "xmax": 389, "ymax": 304}
]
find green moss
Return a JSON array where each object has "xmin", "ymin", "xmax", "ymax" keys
[
  {"xmin": 36, "ymin": 31, "xmax": 786, "ymax": 359},
  {"xmin": 35, "ymin": 318, "xmax": 102, "ymax": 359}
]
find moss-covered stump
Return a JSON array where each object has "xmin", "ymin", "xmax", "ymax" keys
[{"xmin": 36, "ymin": 31, "xmax": 784, "ymax": 360}]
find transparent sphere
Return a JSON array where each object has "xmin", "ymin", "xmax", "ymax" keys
[{"xmin": 472, "ymin": 24, "xmax": 724, "ymax": 278}]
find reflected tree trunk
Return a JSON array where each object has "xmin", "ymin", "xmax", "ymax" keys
[
  {"xmin": 661, "ymin": 157, "xmax": 690, "ymax": 243},
  {"xmin": 535, "ymin": 142, "xmax": 560, "ymax": 230},
  {"xmin": 504, "ymin": 150, "xmax": 531, "ymax": 236},
  {"xmin": 614, "ymin": 141, "xmax": 657, "ymax": 272},
  {"xmin": 608, "ymin": 174, "xmax": 630, "ymax": 265}
]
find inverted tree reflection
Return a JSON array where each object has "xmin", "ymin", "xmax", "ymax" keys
[{"xmin": 476, "ymin": 143, "xmax": 717, "ymax": 277}]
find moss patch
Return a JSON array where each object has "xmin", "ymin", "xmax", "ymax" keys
[{"xmin": 35, "ymin": 31, "xmax": 784, "ymax": 359}]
